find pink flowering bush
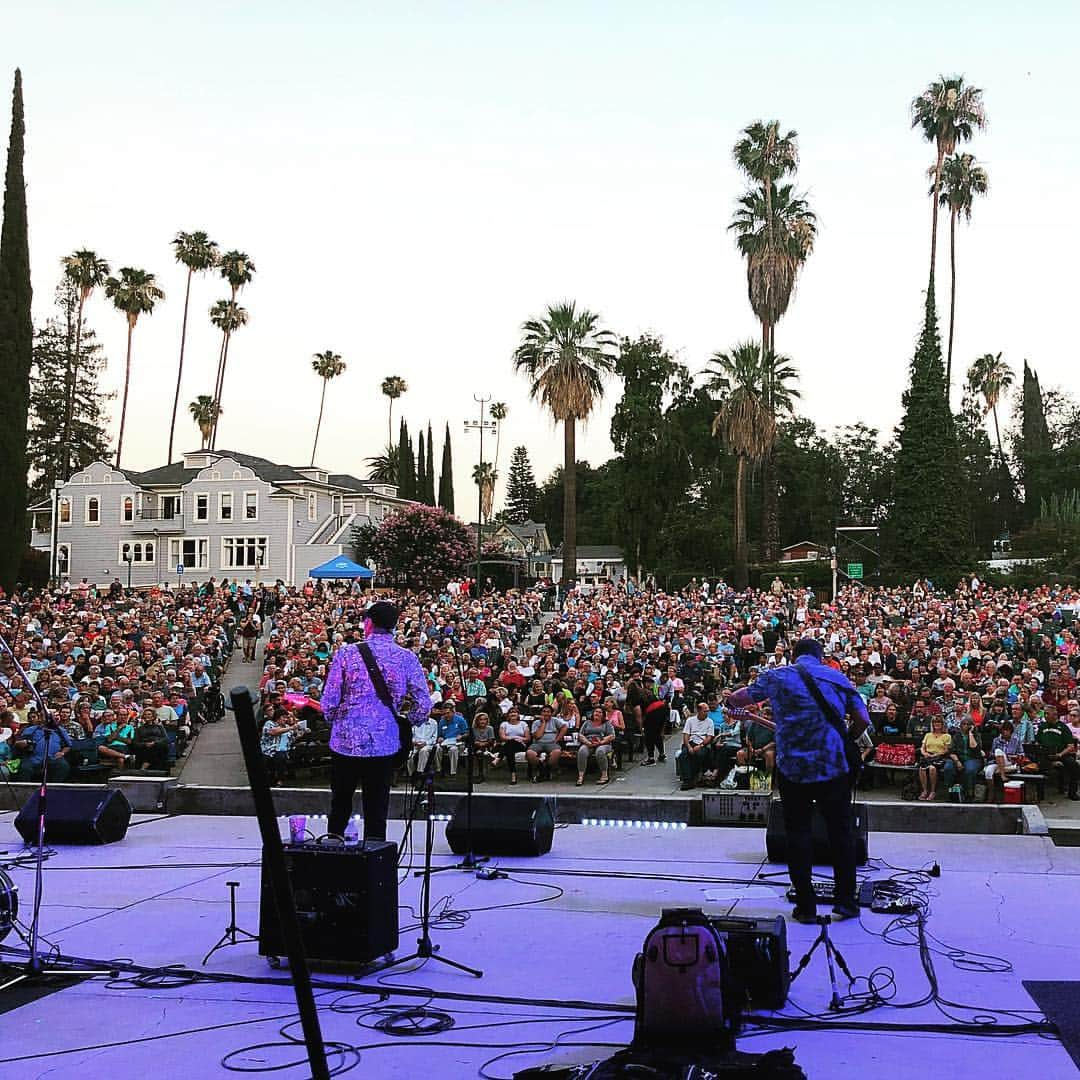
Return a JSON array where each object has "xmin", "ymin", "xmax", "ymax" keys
[{"xmin": 370, "ymin": 505, "xmax": 473, "ymax": 588}]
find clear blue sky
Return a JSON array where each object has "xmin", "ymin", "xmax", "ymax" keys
[{"xmin": 5, "ymin": 1, "xmax": 1077, "ymax": 508}]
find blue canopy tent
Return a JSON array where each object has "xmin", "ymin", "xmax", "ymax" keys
[{"xmin": 307, "ymin": 555, "xmax": 374, "ymax": 580}]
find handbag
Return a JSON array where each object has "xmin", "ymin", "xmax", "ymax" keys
[
  {"xmin": 876, "ymin": 742, "xmax": 916, "ymax": 767},
  {"xmin": 791, "ymin": 664, "xmax": 863, "ymax": 782},
  {"xmin": 356, "ymin": 642, "xmax": 413, "ymax": 767}
]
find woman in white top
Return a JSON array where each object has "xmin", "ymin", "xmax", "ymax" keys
[{"xmin": 499, "ymin": 707, "xmax": 530, "ymax": 785}]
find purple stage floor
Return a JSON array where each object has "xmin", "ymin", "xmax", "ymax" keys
[{"xmin": 0, "ymin": 810, "xmax": 1077, "ymax": 1080}]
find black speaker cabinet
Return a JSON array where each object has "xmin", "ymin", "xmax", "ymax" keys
[
  {"xmin": 14, "ymin": 787, "xmax": 131, "ymax": 845},
  {"xmin": 765, "ymin": 800, "xmax": 868, "ymax": 866},
  {"xmin": 258, "ymin": 840, "xmax": 399, "ymax": 966},
  {"xmin": 709, "ymin": 914, "xmax": 790, "ymax": 1010},
  {"xmin": 446, "ymin": 796, "xmax": 554, "ymax": 857}
]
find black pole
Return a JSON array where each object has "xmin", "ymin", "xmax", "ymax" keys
[{"xmin": 229, "ymin": 687, "xmax": 330, "ymax": 1080}]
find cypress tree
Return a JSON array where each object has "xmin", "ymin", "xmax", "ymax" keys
[
  {"xmin": 397, "ymin": 418, "xmax": 416, "ymax": 500},
  {"xmin": 416, "ymin": 428, "xmax": 427, "ymax": 502},
  {"xmin": 1019, "ymin": 360, "xmax": 1052, "ymax": 523},
  {"xmin": 505, "ymin": 445, "xmax": 538, "ymax": 524},
  {"xmin": 425, "ymin": 421, "xmax": 436, "ymax": 504},
  {"xmin": 0, "ymin": 70, "xmax": 32, "ymax": 591},
  {"xmin": 438, "ymin": 421, "xmax": 455, "ymax": 513},
  {"xmin": 887, "ymin": 281, "xmax": 971, "ymax": 577}
]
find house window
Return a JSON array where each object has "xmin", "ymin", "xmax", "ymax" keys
[
  {"xmin": 120, "ymin": 542, "xmax": 155, "ymax": 564},
  {"xmin": 86, "ymin": 496, "xmax": 100, "ymax": 525},
  {"xmin": 307, "ymin": 493, "xmax": 318, "ymax": 522},
  {"xmin": 162, "ymin": 495, "xmax": 181, "ymax": 519},
  {"xmin": 169, "ymin": 537, "xmax": 209, "ymax": 569},
  {"xmin": 219, "ymin": 492, "xmax": 233, "ymax": 521},
  {"xmin": 244, "ymin": 491, "xmax": 258, "ymax": 521},
  {"xmin": 194, "ymin": 494, "xmax": 209, "ymax": 522},
  {"xmin": 58, "ymin": 497, "xmax": 71, "ymax": 526},
  {"xmin": 122, "ymin": 496, "xmax": 134, "ymax": 523},
  {"xmin": 222, "ymin": 536, "xmax": 268, "ymax": 570}
]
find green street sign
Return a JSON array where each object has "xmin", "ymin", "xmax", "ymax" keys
[{"xmin": 847, "ymin": 562, "xmax": 863, "ymax": 580}]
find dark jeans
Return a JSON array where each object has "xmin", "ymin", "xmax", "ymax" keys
[
  {"xmin": 329, "ymin": 751, "xmax": 395, "ymax": 841},
  {"xmin": 776, "ymin": 771, "xmax": 857, "ymax": 915},
  {"xmin": 134, "ymin": 740, "xmax": 169, "ymax": 770},
  {"xmin": 501, "ymin": 739, "xmax": 527, "ymax": 776},
  {"xmin": 676, "ymin": 745, "xmax": 710, "ymax": 783},
  {"xmin": 643, "ymin": 713, "xmax": 666, "ymax": 760}
]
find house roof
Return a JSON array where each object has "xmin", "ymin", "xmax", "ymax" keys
[
  {"xmin": 781, "ymin": 540, "xmax": 824, "ymax": 551},
  {"xmin": 129, "ymin": 453, "xmax": 387, "ymax": 493},
  {"xmin": 552, "ymin": 545, "xmax": 624, "ymax": 561}
]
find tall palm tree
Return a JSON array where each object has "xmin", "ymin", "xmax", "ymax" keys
[
  {"xmin": 365, "ymin": 445, "xmax": 398, "ymax": 484},
  {"xmin": 702, "ymin": 343, "xmax": 774, "ymax": 590},
  {"xmin": 207, "ymin": 299, "xmax": 248, "ymax": 448},
  {"xmin": 489, "ymin": 402, "xmax": 508, "ymax": 470},
  {"xmin": 188, "ymin": 395, "xmax": 220, "ymax": 450},
  {"xmin": 60, "ymin": 250, "xmax": 110, "ymax": 476},
  {"xmin": 210, "ymin": 250, "xmax": 255, "ymax": 448},
  {"xmin": 472, "ymin": 461, "xmax": 497, "ymax": 523},
  {"xmin": 757, "ymin": 350, "xmax": 801, "ymax": 561},
  {"xmin": 514, "ymin": 302, "xmax": 616, "ymax": 587},
  {"xmin": 104, "ymin": 268, "xmax": 165, "ymax": 469},
  {"xmin": 381, "ymin": 376, "xmax": 407, "ymax": 447},
  {"xmin": 967, "ymin": 352, "xmax": 1013, "ymax": 462},
  {"xmin": 168, "ymin": 231, "xmax": 218, "ymax": 461},
  {"xmin": 310, "ymin": 350, "xmax": 346, "ymax": 465},
  {"xmin": 911, "ymin": 76, "xmax": 986, "ymax": 282},
  {"xmin": 935, "ymin": 153, "xmax": 989, "ymax": 395}
]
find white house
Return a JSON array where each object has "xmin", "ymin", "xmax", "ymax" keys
[{"xmin": 549, "ymin": 544, "xmax": 626, "ymax": 588}]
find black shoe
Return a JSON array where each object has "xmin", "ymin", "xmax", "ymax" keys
[
  {"xmin": 642, "ymin": 758, "xmax": 656, "ymax": 767},
  {"xmin": 791, "ymin": 907, "xmax": 818, "ymax": 925},
  {"xmin": 658, "ymin": 754, "xmax": 667, "ymax": 763},
  {"xmin": 831, "ymin": 904, "xmax": 859, "ymax": 922}
]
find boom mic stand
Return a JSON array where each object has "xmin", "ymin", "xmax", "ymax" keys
[{"xmin": 0, "ymin": 631, "xmax": 112, "ymax": 992}]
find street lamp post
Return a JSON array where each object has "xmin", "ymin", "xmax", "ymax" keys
[
  {"xmin": 463, "ymin": 394, "xmax": 496, "ymax": 592},
  {"xmin": 124, "ymin": 553, "xmax": 133, "ymax": 591},
  {"xmin": 50, "ymin": 480, "xmax": 64, "ymax": 584}
]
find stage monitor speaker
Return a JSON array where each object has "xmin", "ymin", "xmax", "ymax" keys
[
  {"xmin": 765, "ymin": 800, "xmax": 868, "ymax": 866},
  {"xmin": 14, "ymin": 787, "xmax": 131, "ymax": 845},
  {"xmin": 258, "ymin": 840, "xmax": 399, "ymax": 966},
  {"xmin": 709, "ymin": 914, "xmax": 790, "ymax": 1011},
  {"xmin": 446, "ymin": 796, "xmax": 554, "ymax": 857}
]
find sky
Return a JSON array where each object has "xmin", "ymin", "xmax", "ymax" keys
[{"xmin": 4, "ymin": 1, "xmax": 1079, "ymax": 514}]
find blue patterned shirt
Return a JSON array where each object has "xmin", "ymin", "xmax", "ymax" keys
[
  {"xmin": 322, "ymin": 632, "xmax": 432, "ymax": 758},
  {"xmin": 731, "ymin": 655, "xmax": 869, "ymax": 784}
]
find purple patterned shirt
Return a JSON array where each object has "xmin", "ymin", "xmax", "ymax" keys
[{"xmin": 322, "ymin": 631, "xmax": 432, "ymax": 758}]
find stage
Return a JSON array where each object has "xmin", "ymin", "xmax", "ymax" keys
[{"xmin": 0, "ymin": 810, "xmax": 1077, "ymax": 1079}]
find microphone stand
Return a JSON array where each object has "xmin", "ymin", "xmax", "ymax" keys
[{"xmin": 0, "ymin": 630, "xmax": 112, "ymax": 992}]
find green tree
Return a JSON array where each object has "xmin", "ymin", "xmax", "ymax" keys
[
  {"xmin": 967, "ymin": 351, "xmax": 1013, "ymax": 464},
  {"xmin": 956, "ymin": 382, "xmax": 1013, "ymax": 547},
  {"xmin": 210, "ymin": 249, "xmax": 255, "ymax": 448},
  {"xmin": 756, "ymin": 349, "xmax": 800, "ymax": 561},
  {"xmin": 911, "ymin": 76, "xmax": 986, "ymax": 282},
  {"xmin": 703, "ymin": 342, "xmax": 774, "ymax": 590},
  {"xmin": 60, "ymin": 249, "xmax": 110, "ymax": 476},
  {"xmin": 886, "ymin": 283, "xmax": 972, "ymax": 575},
  {"xmin": 365, "ymin": 444, "xmax": 397, "ymax": 485},
  {"xmin": 168, "ymin": 231, "xmax": 218, "ymax": 461},
  {"xmin": 104, "ymin": 267, "xmax": 164, "ymax": 470},
  {"xmin": 936, "ymin": 154, "xmax": 988, "ymax": 393},
  {"xmin": 28, "ymin": 281, "xmax": 112, "ymax": 500},
  {"xmin": 0, "ymin": 69, "xmax": 32, "ymax": 590},
  {"xmin": 513, "ymin": 301, "xmax": 616, "ymax": 587},
  {"xmin": 397, "ymin": 418, "xmax": 416, "ymax": 500},
  {"xmin": 188, "ymin": 395, "xmax": 220, "ymax": 450},
  {"xmin": 472, "ymin": 461, "xmax": 497, "ymax": 523},
  {"xmin": 310, "ymin": 349, "xmax": 345, "ymax": 465},
  {"xmin": 425, "ymin": 421, "xmax": 436, "ymax": 504},
  {"xmin": 610, "ymin": 334, "xmax": 690, "ymax": 580},
  {"xmin": 416, "ymin": 426, "xmax": 427, "ymax": 502},
  {"xmin": 1018, "ymin": 360, "xmax": 1053, "ymax": 522},
  {"xmin": 207, "ymin": 299, "xmax": 247, "ymax": 448},
  {"xmin": 504, "ymin": 445, "xmax": 537, "ymax": 523},
  {"xmin": 439, "ymin": 421, "xmax": 455, "ymax": 512},
  {"xmin": 381, "ymin": 375, "xmax": 407, "ymax": 448},
  {"xmin": 489, "ymin": 401, "xmax": 508, "ymax": 475}
]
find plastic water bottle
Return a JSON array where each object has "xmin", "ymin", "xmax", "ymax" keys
[{"xmin": 343, "ymin": 817, "xmax": 359, "ymax": 845}]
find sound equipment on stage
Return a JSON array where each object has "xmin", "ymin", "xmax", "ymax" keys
[
  {"xmin": 765, "ymin": 800, "xmax": 868, "ymax": 866},
  {"xmin": 0, "ymin": 868, "xmax": 17, "ymax": 943},
  {"xmin": 446, "ymin": 796, "xmax": 554, "ymax": 857},
  {"xmin": 14, "ymin": 787, "xmax": 131, "ymax": 845},
  {"xmin": 258, "ymin": 840, "xmax": 399, "ymax": 967},
  {"xmin": 708, "ymin": 914, "xmax": 789, "ymax": 1010}
]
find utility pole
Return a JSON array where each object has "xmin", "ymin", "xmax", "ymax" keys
[{"xmin": 463, "ymin": 394, "xmax": 496, "ymax": 591}]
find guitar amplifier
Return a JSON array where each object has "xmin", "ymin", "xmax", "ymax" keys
[
  {"xmin": 259, "ymin": 840, "xmax": 399, "ymax": 966},
  {"xmin": 709, "ymin": 915, "xmax": 789, "ymax": 1011}
]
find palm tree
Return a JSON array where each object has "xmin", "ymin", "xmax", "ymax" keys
[
  {"xmin": 472, "ymin": 462, "xmax": 498, "ymax": 523},
  {"xmin": 365, "ymin": 445, "xmax": 398, "ymax": 484},
  {"xmin": 757, "ymin": 350, "xmax": 801, "ymax": 561},
  {"xmin": 168, "ymin": 231, "xmax": 218, "ymax": 461},
  {"xmin": 60, "ymin": 250, "xmax": 110, "ymax": 476},
  {"xmin": 967, "ymin": 352, "xmax": 1014, "ymax": 462},
  {"xmin": 310, "ymin": 350, "xmax": 346, "ymax": 465},
  {"xmin": 210, "ymin": 250, "xmax": 255, "ymax": 448},
  {"xmin": 911, "ymin": 76, "xmax": 986, "ymax": 282},
  {"xmin": 703, "ymin": 343, "xmax": 774, "ymax": 590},
  {"xmin": 207, "ymin": 300, "xmax": 249, "ymax": 448},
  {"xmin": 188, "ymin": 395, "xmax": 220, "ymax": 450},
  {"xmin": 513, "ymin": 301, "xmax": 617, "ymax": 587},
  {"xmin": 104, "ymin": 268, "xmax": 164, "ymax": 469},
  {"xmin": 935, "ymin": 153, "xmax": 989, "ymax": 395},
  {"xmin": 489, "ymin": 402, "xmax": 508, "ymax": 469},
  {"xmin": 381, "ymin": 376, "xmax": 407, "ymax": 447}
]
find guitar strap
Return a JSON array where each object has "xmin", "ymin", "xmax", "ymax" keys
[{"xmin": 791, "ymin": 663, "xmax": 862, "ymax": 788}]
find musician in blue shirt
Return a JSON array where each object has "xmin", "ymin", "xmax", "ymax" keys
[{"xmin": 729, "ymin": 637, "xmax": 869, "ymax": 924}]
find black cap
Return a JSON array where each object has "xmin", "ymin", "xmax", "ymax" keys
[{"xmin": 365, "ymin": 601, "xmax": 399, "ymax": 631}]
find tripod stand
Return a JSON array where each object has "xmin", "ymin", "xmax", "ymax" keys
[
  {"xmin": 202, "ymin": 880, "xmax": 258, "ymax": 965},
  {"xmin": 370, "ymin": 763, "xmax": 482, "ymax": 978},
  {"xmin": 788, "ymin": 915, "xmax": 854, "ymax": 1011}
]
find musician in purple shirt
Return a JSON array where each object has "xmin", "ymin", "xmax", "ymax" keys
[{"xmin": 322, "ymin": 601, "xmax": 431, "ymax": 841}]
